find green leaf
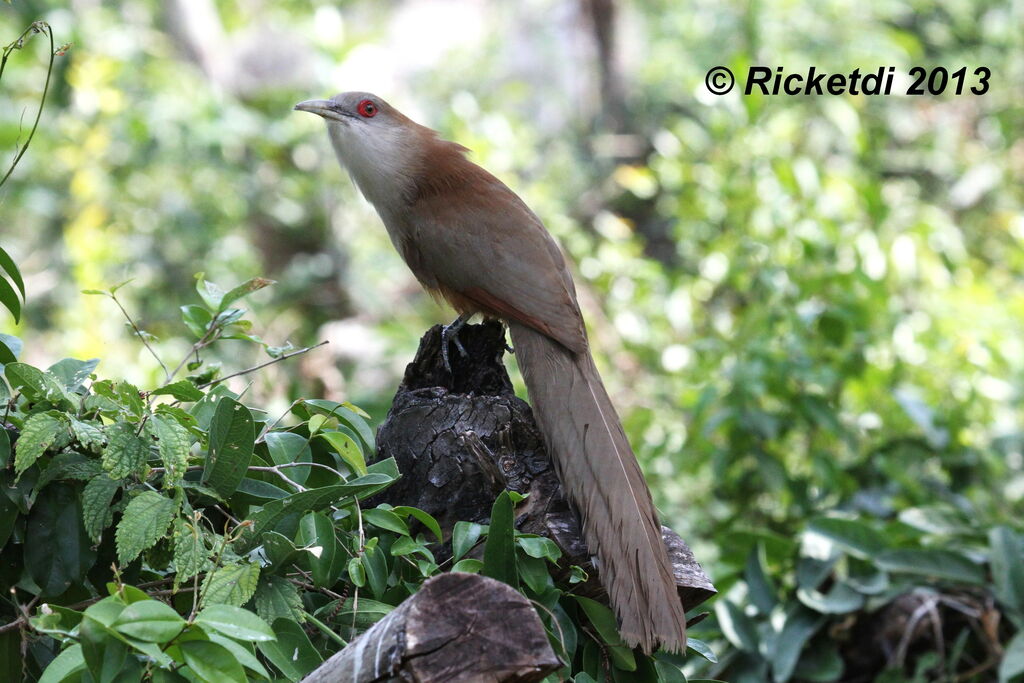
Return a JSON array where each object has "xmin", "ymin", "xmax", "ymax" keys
[
  {"xmin": 0, "ymin": 333, "xmax": 21, "ymax": 360},
  {"xmin": 302, "ymin": 399, "xmax": 375, "ymax": 451},
  {"xmin": 207, "ymin": 633, "xmax": 270, "ymax": 678},
  {"xmin": 5, "ymin": 362, "xmax": 72, "ymax": 406},
  {"xmin": 391, "ymin": 506, "xmax": 443, "ymax": 542},
  {"xmin": 25, "ymin": 483, "xmax": 96, "ymax": 596},
  {"xmin": 217, "ymin": 277, "xmax": 275, "ymax": 313},
  {"xmin": 990, "ymin": 526, "xmax": 1024, "ymax": 615},
  {"xmin": 771, "ymin": 607, "xmax": 825, "ymax": 682},
  {"xmin": 744, "ymin": 543, "xmax": 777, "ymax": 613},
  {"xmin": 0, "ymin": 272, "xmax": 21, "ymax": 323},
  {"xmin": 0, "ymin": 245, "xmax": 25, "ymax": 299},
  {"xmin": 202, "ymin": 397, "xmax": 254, "ymax": 498},
  {"xmin": 258, "ymin": 618, "xmax": 322, "ymax": 681},
  {"xmin": 115, "ymin": 491, "xmax": 179, "ymax": 564},
  {"xmin": 239, "ymin": 474, "xmax": 395, "ymax": 551},
  {"xmin": 47, "ymin": 358, "xmax": 99, "ymax": 392},
  {"xmin": 14, "ymin": 412, "xmax": 65, "ymax": 475},
  {"xmin": 195, "ymin": 276, "xmax": 226, "ymax": 311},
  {"xmin": 297, "ymin": 511, "xmax": 341, "ymax": 588},
  {"xmin": 715, "ymin": 600, "xmax": 759, "ymax": 652},
  {"xmin": 806, "ymin": 517, "xmax": 887, "ymax": 559},
  {"xmin": 70, "ymin": 418, "xmax": 105, "ymax": 452},
  {"xmin": 181, "ymin": 304, "xmax": 213, "ymax": 338},
  {"xmin": 796, "ymin": 580, "xmax": 865, "ymax": 614},
  {"xmin": 180, "ymin": 639, "xmax": 247, "ymax": 683},
  {"xmin": 102, "ymin": 421, "xmax": 149, "ymax": 479},
  {"xmin": 875, "ymin": 549, "xmax": 986, "ymax": 585},
  {"xmin": 517, "ymin": 536, "xmax": 562, "ymax": 563},
  {"xmin": 363, "ymin": 507, "xmax": 409, "ymax": 536},
  {"xmin": 1000, "ymin": 631, "xmax": 1024, "ymax": 683},
  {"xmin": 0, "ymin": 337, "xmax": 16, "ymax": 365},
  {"xmin": 112, "ymin": 600, "xmax": 186, "ymax": 642},
  {"xmin": 482, "ymin": 491, "xmax": 517, "ymax": 587},
  {"xmin": 453, "ymin": 521, "xmax": 485, "ymax": 561},
  {"xmin": 201, "ymin": 562, "xmax": 260, "ymax": 607},
  {"xmin": 347, "ymin": 556, "xmax": 367, "ymax": 585},
  {"xmin": 451, "ymin": 558, "xmax": 484, "ymax": 573},
  {"xmin": 263, "ymin": 431, "xmax": 312, "ymax": 485},
  {"xmin": 151, "ymin": 380, "xmax": 204, "ymax": 402},
  {"xmin": 0, "ymin": 428, "xmax": 8, "ymax": 470},
  {"xmin": 687, "ymin": 638, "xmax": 718, "ymax": 663},
  {"xmin": 318, "ymin": 430, "xmax": 366, "ymax": 476},
  {"xmin": 82, "ymin": 475, "xmax": 120, "ymax": 543},
  {"xmin": 196, "ymin": 605, "xmax": 275, "ymax": 642},
  {"xmin": 173, "ymin": 518, "xmax": 207, "ymax": 584},
  {"xmin": 254, "ymin": 575, "xmax": 304, "ymax": 625},
  {"xmin": 151, "ymin": 415, "xmax": 191, "ymax": 486},
  {"xmin": 362, "ymin": 543, "xmax": 389, "ymax": 599},
  {"xmin": 574, "ymin": 596, "xmax": 635, "ymax": 671},
  {"xmin": 38, "ymin": 644, "xmax": 86, "ymax": 683}
]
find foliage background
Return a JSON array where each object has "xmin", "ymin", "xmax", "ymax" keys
[{"xmin": 2, "ymin": 0, "xmax": 1023, "ymax": 680}]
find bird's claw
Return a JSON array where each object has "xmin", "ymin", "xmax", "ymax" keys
[{"xmin": 441, "ymin": 314, "xmax": 471, "ymax": 373}]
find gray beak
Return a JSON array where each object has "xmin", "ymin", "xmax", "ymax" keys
[{"xmin": 294, "ymin": 99, "xmax": 352, "ymax": 122}]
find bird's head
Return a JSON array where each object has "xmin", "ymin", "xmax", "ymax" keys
[{"xmin": 295, "ymin": 91, "xmax": 422, "ymax": 204}]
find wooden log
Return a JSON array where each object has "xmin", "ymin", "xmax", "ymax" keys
[
  {"xmin": 369, "ymin": 322, "xmax": 716, "ymax": 614},
  {"xmin": 302, "ymin": 572, "xmax": 561, "ymax": 683}
]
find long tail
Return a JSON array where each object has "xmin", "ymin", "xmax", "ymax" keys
[{"xmin": 507, "ymin": 321, "xmax": 686, "ymax": 653}]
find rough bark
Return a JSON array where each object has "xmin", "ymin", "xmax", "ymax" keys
[
  {"xmin": 302, "ymin": 573, "xmax": 560, "ymax": 683},
  {"xmin": 369, "ymin": 321, "xmax": 715, "ymax": 614}
]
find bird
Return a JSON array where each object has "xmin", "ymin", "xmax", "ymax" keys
[{"xmin": 295, "ymin": 91, "xmax": 686, "ymax": 653}]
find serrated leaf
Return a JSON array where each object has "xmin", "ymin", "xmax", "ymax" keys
[
  {"xmin": 196, "ymin": 605, "xmax": 275, "ymax": 641},
  {"xmin": 202, "ymin": 397, "xmax": 254, "ymax": 498},
  {"xmin": 254, "ymin": 575, "xmax": 304, "ymax": 624},
  {"xmin": 113, "ymin": 381, "xmax": 145, "ymax": 417},
  {"xmin": 201, "ymin": 562, "xmax": 260, "ymax": 607},
  {"xmin": 173, "ymin": 518, "xmax": 207, "ymax": 584},
  {"xmin": 82, "ymin": 475, "xmax": 120, "ymax": 543},
  {"xmin": 112, "ymin": 600, "xmax": 186, "ymax": 642},
  {"xmin": 151, "ymin": 380, "xmax": 205, "ymax": 402},
  {"xmin": 15, "ymin": 412, "xmax": 66, "ymax": 476},
  {"xmin": 47, "ymin": 358, "xmax": 99, "ymax": 392},
  {"xmin": 151, "ymin": 415, "xmax": 191, "ymax": 486},
  {"xmin": 115, "ymin": 491, "xmax": 178, "ymax": 564},
  {"xmin": 102, "ymin": 421, "xmax": 149, "ymax": 479},
  {"xmin": 70, "ymin": 418, "xmax": 105, "ymax": 452},
  {"xmin": 5, "ymin": 362, "xmax": 72, "ymax": 406}
]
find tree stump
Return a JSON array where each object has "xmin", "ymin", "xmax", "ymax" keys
[
  {"xmin": 369, "ymin": 321, "xmax": 715, "ymax": 613},
  {"xmin": 302, "ymin": 573, "xmax": 560, "ymax": 683}
]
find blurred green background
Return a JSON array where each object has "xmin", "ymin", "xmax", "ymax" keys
[{"xmin": 2, "ymin": 0, "xmax": 1023, "ymax": 676}]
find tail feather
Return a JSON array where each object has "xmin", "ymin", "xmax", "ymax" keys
[{"xmin": 508, "ymin": 321, "xmax": 686, "ymax": 653}]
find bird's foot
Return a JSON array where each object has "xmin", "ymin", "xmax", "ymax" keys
[{"xmin": 441, "ymin": 313, "xmax": 472, "ymax": 373}]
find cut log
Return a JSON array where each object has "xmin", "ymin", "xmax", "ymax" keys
[
  {"xmin": 302, "ymin": 572, "xmax": 561, "ymax": 683},
  {"xmin": 370, "ymin": 322, "xmax": 715, "ymax": 613}
]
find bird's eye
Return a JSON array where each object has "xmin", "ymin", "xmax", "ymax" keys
[{"xmin": 357, "ymin": 99, "xmax": 377, "ymax": 118}]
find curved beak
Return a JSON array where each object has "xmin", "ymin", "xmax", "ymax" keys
[{"xmin": 294, "ymin": 99, "xmax": 353, "ymax": 123}]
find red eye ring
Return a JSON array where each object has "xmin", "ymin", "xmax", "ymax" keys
[{"xmin": 357, "ymin": 99, "xmax": 377, "ymax": 118}]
